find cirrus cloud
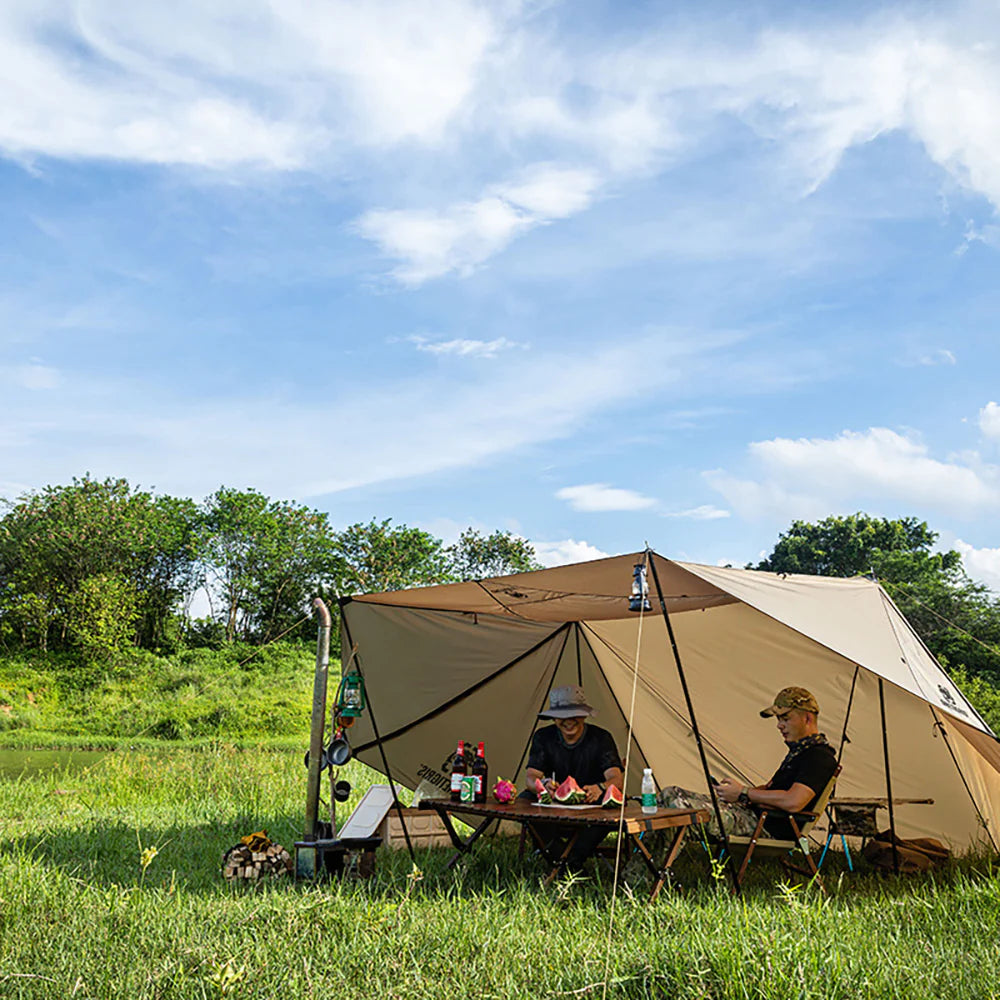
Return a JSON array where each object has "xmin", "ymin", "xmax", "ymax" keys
[{"xmin": 556, "ymin": 483, "xmax": 656, "ymax": 513}]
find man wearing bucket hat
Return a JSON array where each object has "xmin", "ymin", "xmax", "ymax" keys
[
  {"xmin": 524, "ymin": 685, "xmax": 624, "ymax": 804},
  {"xmin": 660, "ymin": 686, "xmax": 838, "ymax": 838},
  {"xmin": 521, "ymin": 685, "xmax": 624, "ymax": 870}
]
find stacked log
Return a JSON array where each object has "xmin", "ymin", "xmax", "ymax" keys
[{"xmin": 222, "ymin": 841, "xmax": 293, "ymax": 882}]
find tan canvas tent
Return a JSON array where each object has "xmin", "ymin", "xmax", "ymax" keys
[{"xmin": 340, "ymin": 552, "xmax": 1000, "ymax": 853}]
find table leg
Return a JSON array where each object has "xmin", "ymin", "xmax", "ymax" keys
[
  {"xmin": 630, "ymin": 825, "xmax": 688, "ymax": 901},
  {"xmin": 541, "ymin": 831, "xmax": 580, "ymax": 888},
  {"xmin": 433, "ymin": 811, "xmax": 496, "ymax": 870}
]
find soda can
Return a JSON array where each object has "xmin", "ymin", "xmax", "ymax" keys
[{"xmin": 460, "ymin": 775, "xmax": 476, "ymax": 803}]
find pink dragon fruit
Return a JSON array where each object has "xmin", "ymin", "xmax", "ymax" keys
[{"xmin": 493, "ymin": 778, "xmax": 517, "ymax": 804}]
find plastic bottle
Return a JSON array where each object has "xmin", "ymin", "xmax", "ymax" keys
[{"xmin": 641, "ymin": 767, "xmax": 657, "ymax": 814}]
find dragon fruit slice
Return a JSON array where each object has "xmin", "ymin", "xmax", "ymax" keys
[
  {"xmin": 534, "ymin": 777, "xmax": 553, "ymax": 804},
  {"xmin": 493, "ymin": 778, "xmax": 517, "ymax": 803},
  {"xmin": 601, "ymin": 784, "xmax": 624, "ymax": 808},
  {"xmin": 554, "ymin": 776, "xmax": 587, "ymax": 805}
]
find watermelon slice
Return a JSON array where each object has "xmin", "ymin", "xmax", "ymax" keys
[
  {"xmin": 534, "ymin": 777, "xmax": 553, "ymax": 804},
  {"xmin": 554, "ymin": 776, "xmax": 587, "ymax": 805},
  {"xmin": 601, "ymin": 784, "xmax": 624, "ymax": 808}
]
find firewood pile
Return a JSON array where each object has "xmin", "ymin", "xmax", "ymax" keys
[{"xmin": 222, "ymin": 830, "xmax": 292, "ymax": 882}]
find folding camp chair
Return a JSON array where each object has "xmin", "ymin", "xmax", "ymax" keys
[{"xmin": 727, "ymin": 765, "xmax": 841, "ymax": 894}]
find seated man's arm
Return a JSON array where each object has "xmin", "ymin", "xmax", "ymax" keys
[
  {"xmin": 581, "ymin": 766, "xmax": 624, "ymax": 804},
  {"xmin": 525, "ymin": 767, "xmax": 555, "ymax": 793},
  {"xmin": 745, "ymin": 781, "xmax": 814, "ymax": 814},
  {"xmin": 717, "ymin": 778, "xmax": 814, "ymax": 813}
]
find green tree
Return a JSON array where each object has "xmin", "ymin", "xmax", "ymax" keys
[
  {"xmin": 0, "ymin": 476, "xmax": 198, "ymax": 655},
  {"xmin": 197, "ymin": 488, "xmax": 337, "ymax": 643},
  {"xmin": 445, "ymin": 528, "xmax": 542, "ymax": 580},
  {"xmin": 329, "ymin": 519, "xmax": 450, "ymax": 596},
  {"xmin": 757, "ymin": 513, "xmax": 1000, "ymax": 681}
]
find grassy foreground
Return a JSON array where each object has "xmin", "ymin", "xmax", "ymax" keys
[{"xmin": 2, "ymin": 748, "xmax": 999, "ymax": 999}]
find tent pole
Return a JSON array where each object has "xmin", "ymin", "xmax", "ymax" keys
[
  {"xmin": 575, "ymin": 623, "xmax": 582, "ymax": 687},
  {"xmin": 877, "ymin": 678, "xmax": 900, "ymax": 875},
  {"xmin": 647, "ymin": 551, "xmax": 737, "ymax": 889},
  {"xmin": 340, "ymin": 602, "xmax": 416, "ymax": 863},
  {"xmin": 837, "ymin": 665, "xmax": 860, "ymax": 764}
]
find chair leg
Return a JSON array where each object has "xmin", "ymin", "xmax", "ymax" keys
[
  {"xmin": 788, "ymin": 817, "xmax": 825, "ymax": 895},
  {"xmin": 733, "ymin": 811, "xmax": 769, "ymax": 893},
  {"xmin": 841, "ymin": 834, "xmax": 853, "ymax": 872},
  {"xmin": 818, "ymin": 831, "xmax": 834, "ymax": 870}
]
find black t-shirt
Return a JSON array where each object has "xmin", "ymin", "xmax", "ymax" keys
[
  {"xmin": 525, "ymin": 724, "xmax": 622, "ymax": 787},
  {"xmin": 762, "ymin": 741, "xmax": 838, "ymax": 837}
]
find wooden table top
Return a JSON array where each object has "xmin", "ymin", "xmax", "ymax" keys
[{"xmin": 418, "ymin": 798, "xmax": 709, "ymax": 833}]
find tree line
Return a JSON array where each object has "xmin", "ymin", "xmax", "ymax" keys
[
  {"xmin": 2, "ymin": 479, "xmax": 998, "ymax": 693},
  {"xmin": 0, "ymin": 476, "xmax": 540, "ymax": 660}
]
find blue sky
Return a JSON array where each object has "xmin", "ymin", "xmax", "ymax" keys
[{"xmin": 2, "ymin": 0, "xmax": 1000, "ymax": 589}]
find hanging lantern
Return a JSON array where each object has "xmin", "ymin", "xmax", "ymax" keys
[
  {"xmin": 335, "ymin": 670, "xmax": 366, "ymax": 718},
  {"xmin": 629, "ymin": 562, "xmax": 651, "ymax": 613}
]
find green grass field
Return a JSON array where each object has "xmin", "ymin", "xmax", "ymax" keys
[{"xmin": 2, "ymin": 746, "xmax": 999, "ymax": 1000}]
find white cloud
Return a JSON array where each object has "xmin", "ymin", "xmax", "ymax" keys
[
  {"xmin": 979, "ymin": 401, "xmax": 1000, "ymax": 439},
  {"xmin": 0, "ymin": 0, "xmax": 500, "ymax": 167},
  {"xmin": 663, "ymin": 504, "xmax": 730, "ymax": 520},
  {"xmin": 533, "ymin": 538, "xmax": 611, "ymax": 567},
  {"xmin": 898, "ymin": 349, "xmax": 956, "ymax": 367},
  {"xmin": 556, "ymin": 483, "xmax": 656, "ymax": 513},
  {"xmin": 408, "ymin": 335, "xmax": 523, "ymax": 358},
  {"xmin": 953, "ymin": 539, "xmax": 1000, "ymax": 595},
  {"xmin": 707, "ymin": 427, "xmax": 1000, "ymax": 521},
  {"xmin": 355, "ymin": 164, "xmax": 601, "ymax": 284}
]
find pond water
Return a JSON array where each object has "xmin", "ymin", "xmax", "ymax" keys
[{"xmin": 0, "ymin": 748, "xmax": 114, "ymax": 780}]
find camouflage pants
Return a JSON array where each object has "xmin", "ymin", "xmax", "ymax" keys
[{"xmin": 658, "ymin": 785, "xmax": 760, "ymax": 838}]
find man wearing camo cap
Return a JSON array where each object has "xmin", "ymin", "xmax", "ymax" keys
[{"xmin": 660, "ymin": 686, "xmax": 838, "ymax": 838}]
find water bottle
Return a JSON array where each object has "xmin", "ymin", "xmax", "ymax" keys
[{"xmin": 641, "ymin": 768, "xmax": 657, "ymax": 814}]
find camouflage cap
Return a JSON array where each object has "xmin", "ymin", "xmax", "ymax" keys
[{"xmin": 760, "ymin": 686, "xmax": 820, "ymax": 718}]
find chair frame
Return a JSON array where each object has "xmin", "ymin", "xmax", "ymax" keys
[{"xmin": 727, "ymin": 765, "xmax": 841, "ymax": 894}]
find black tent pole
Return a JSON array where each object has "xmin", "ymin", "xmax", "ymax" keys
[
  {"xmin": 878, "ymin": 678, "xmax": 900, "ymax": 875},
  {"xmin": 837, "ymin": 665, "xmax": 860, "ymax": 764},
  {"xmin": 646, "ymin": 550, "xmax": 738, "ymax": 891},
  {"xmin": 339, "ymin": 601, "xmax": 416, "ymax": 863}
]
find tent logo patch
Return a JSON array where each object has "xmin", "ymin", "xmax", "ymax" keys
[{"xmin": 938, "ymin": 685, "xmax": 968, "ymax": 716}]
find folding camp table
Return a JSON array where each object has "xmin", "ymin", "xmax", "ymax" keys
[{"xmin": 418, "ymin": 799, "xmax": 708, "ymax": 900}]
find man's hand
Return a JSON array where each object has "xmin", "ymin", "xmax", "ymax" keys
[
  {"xmin": 716, "ymin": 778, "xmax": 744, "ymax": 804},
  {"xmin": 582, "ymin": 784, "xmax": 602, "ymax": 804}
]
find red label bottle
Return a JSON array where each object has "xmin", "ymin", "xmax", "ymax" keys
[
  {"xmin": 450, "ymin": 740, "xmax": 466, "ymax": 803},
  {"xmin": 472, "ymin": 741, "xmax": 488, "ymax": 804}
]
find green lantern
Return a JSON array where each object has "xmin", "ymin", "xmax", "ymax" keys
[{"xmin": 335, "ymin": 670, "xmax": 366, "ymax": 719}]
